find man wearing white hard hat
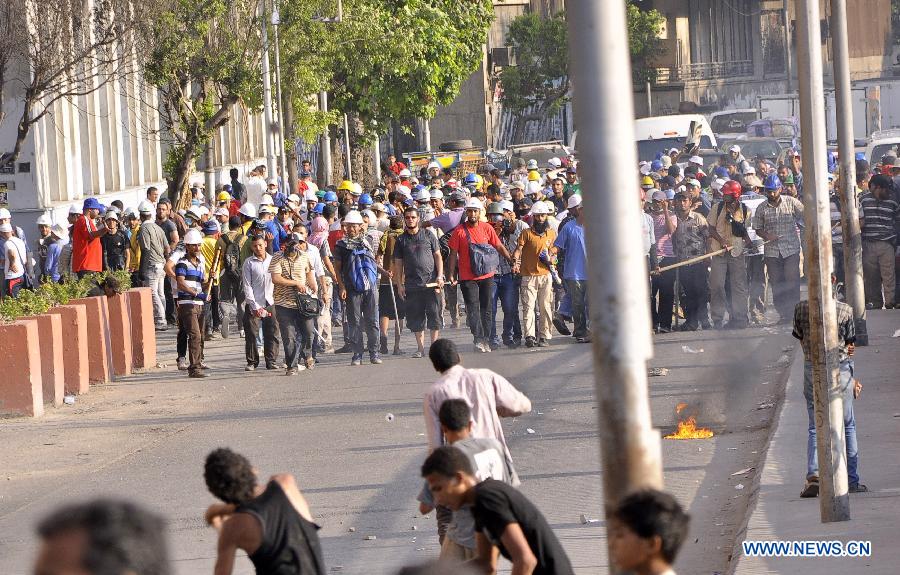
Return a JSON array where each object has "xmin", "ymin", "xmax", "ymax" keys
[
  {"xmin": 447, "ymin": 197, "xmax": 514, "ymax": 353},
  {"xmin": 0, "ymin": 208, "xmax": 31, "ymax": 297},
  {"xmin": 554, "ymin": 194, "xmax": 590, "ymax": 342},
  {"xmin": 486, "ymin": 201, "xmax": 527, "ymax": 350},
  {"xmin": 513, "ymin": 201, "xmax": 557, "ymax": 347},
  {"xmin": 729, "ymin": 144, "xmax": 745, "ymax": 163},
  {"xmin": 175, "ymin": 229, "xmax": 209, "ymax": 378},
  {"xmin": 41, "ymin": 224, "xmax": 68, "ymax": 283},
  {"xmin": 36, "ymin": 214, "xmax": 54, "ymax": 281},
  {"xmin": 101, "ymin": 211, "xmax": 130, "ymax": 271},
  {"xmin": 1, "ymin": 222, "xmax": 28, "ymax": 297},
  {"xmin": 136, "ymin": 200, "xmax": 171, "ymax": 330}
]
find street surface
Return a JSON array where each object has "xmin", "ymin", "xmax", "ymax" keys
[{"xmin": 0, "ymin": 321, "xmax": 794, "ymax": 574}]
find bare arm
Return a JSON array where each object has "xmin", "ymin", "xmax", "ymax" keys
[
  {"xmin": 472, "ymin": 532, "xmax": 501, "ymax": 575},
  {"xmin": 271, "ymin": 270, "xmax": 307, "ymax": 293},
  {"xmin": 447, "ymin": 250, "xmax": 458, "ymax": 283},
  {"xmin": 333, "ymin": 259, "xmax": 346, "ymax": 300},
  {"xmin": 501, "ymin": 523, "xmax": 539, "ymax": 575}
]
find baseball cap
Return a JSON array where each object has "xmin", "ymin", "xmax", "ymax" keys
[
  {"xmin": 214, "ymin": 207, "xmax": 230, "ymax": 217},
  {"xmin": 729, "ymin": 144, "xmax": 742, "ymax": 153},
  {"xmin": 685, "ymin": 178, "xmax": 701, "ymax": 188},
  {"xmin": 567, "ymin": 195, "xmax": 583, "ymax": 209},
  {"xmin": 267, "ymin": 177, "xmax": 278, "ymax": 186},
  {"xmin": 689, "ymin": 155, "xmax": 703, "ymax": 165},
  {"xmin": 526, "ymin": 159, "xmax": 539, "ymax": 170},
  {"xmin": 566, "ymin": 165, "xmax": 577, "ymax": 174},
  {"xmin": 83, "ymin": 197, "xmax": 105, "ymax": 211},
  {"xmin": 202, "ymin": 220, "xmax": 219, "ymax": 234},
  {"xmin": 714, "ymin": 166, "xmax": 730, "ymax": 178}
]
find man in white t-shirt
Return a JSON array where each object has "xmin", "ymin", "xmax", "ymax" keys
[
  {"xmin": 1, "ymin": 222, "xmax": 28, "ymax": 298},
  {"xmin": 245, "ymin": 167, "xmax": 268, "ymax": 208}
]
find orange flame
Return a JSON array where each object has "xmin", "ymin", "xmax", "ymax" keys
[{"xmin": 665, "ymin": 403, "xmax": 714, "ymax": 440}]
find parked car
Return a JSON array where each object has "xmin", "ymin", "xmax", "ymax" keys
[
  {"xmin": 719, "ymin": 137, "xmax": 785, "ymax": 164},
  {"xmin": 708, "ymin": 108, "xmax": 761, "ymax": 141},
  {"xmin": 634, "ymin": 114, "xmax": 717, "ymax": 162},
  {"xmin": 746, "ymin": 117, "xmax": 800, "ymax": 150},
  {"xmin": 865, "ymin": 129, "xmax": 900, "ymax": 165}
]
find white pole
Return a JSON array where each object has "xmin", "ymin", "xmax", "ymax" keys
[
  {"xmin": 565, "ymin": 1, "xmax": 663, "ymax": 557},
  {"xmin": 343, "ymin": 113, "xmax": 353, "ymax": 181},
  {"xmin": 259, "ymin": 0, "xmax": 277, "ymax": 178},
  {"xmin": 320, "ymin": 91, "xmax": 333, "ymax": 187},
  {"xmin": 272, "ymin": 4, "xmax": 289, "ymax": 195},
  {"xmin": 374, "ymin": 135, "xmax": 381, "ymax": 184},
  {"xmin": 423, "ymin": 118, "xmax": 431, "ymax": 151}
]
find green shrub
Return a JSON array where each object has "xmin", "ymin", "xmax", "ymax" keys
[{"xmin": 0, "ymin": 271, "xmax": 133, "ymax": 321}]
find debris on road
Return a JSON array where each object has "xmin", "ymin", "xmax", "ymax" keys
[
  {"xmin": 648, "ymin": 367, "xmax": 670, "ymax": 377},
  {"xmin": 348, "ymin": 527, "xmax": 356, "ymax": 533},
  {"xmin": 385, "ymin": 413, "xmax": 395, "ymax": 422},
  {"xmin": 892, "ymin": 329, "xmax": 900, "ymax": 338},
  {"xmin": 526, "ymin": 428, "xmax": 536, "ymax": 434},
  {"xmin": 63, "ymin": 395, "xmax": 75, "ymax": 405},
  {"xmin": 731, "ymin": 467, "xmax": 754, "ymax": 476},
  {"xmin": 681, "ymin": 345, "xmax": 704, "ymax": 354},
  {"xmin": 579, "ymin": 514, "xmax": 600, "ymax": 524},
  {"xmin": 331, "ymin": 567, "xmax": 344, "ymax": 572},
  {"xmin": 734, "ymin": 484, "xmax": 745, "ymax": 490},
  {"xmin": 364, "ymin": 535, "xmax": 377, "ymax": 541},
  {"xmin": 756, "ymin": 400, "xmax": 775, "ymax": 410},
  {"xmin": 411, "ymin": 526, "xmax": 417, "ymax": 531}
]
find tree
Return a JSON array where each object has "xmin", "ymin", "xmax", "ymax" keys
[
  {"xmin": 0, "ymin": 0, "xmax": 136, "ymax": 170},
  {"xmin": 499, "ymin": 2, "xmax": 665, "ymax": 114},
  {"xmin": 136, "ymin": 0, "xmax": 264, "ymax": 198}
]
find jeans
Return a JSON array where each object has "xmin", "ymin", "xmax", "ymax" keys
[
  {"xmin": 460, "ymin": 278, "xmax": 496, "ymax": 344},
  {"xmin": 443, "ymin": 283, "xmax": 460, "ymax": 321},
  {"xmin": 651, "ymin": 256, "xmax": 677, "ymax": 329},
  {"xmin": 565, "ymin": 279, "xmax": 589, "ymax": 338},
  {"xmin": 203, "ymin": 285, "xmax": 220, "ymax": 334},
  {"xmin": 678, "ymin": 263, "xmax": 709, "ymax": 328},
  {"xmin": 803, "ymin": 361, "xmax": 859, "ymax": 486},
  {"xmin": 490, "ymin": 274, "xmax": 521, "ymax": 345},
  {"xmin": 176, "ymin": 304, "xmax": 205, "ymax": 373},
  {"xmin": 274, "ymin": 305, "xmax": 313, "ymax": 368},
  {"xmin": 520, "ymin": 274, "xmax": 553, "ymax": 340},
  {"xmin": 143, "ymin": 263, "xmax": 166, "ymax": 327},
  {"xmin": 766, "ymin": 252, "xmax": 801, "ymax": 321},
  {"xmin": 346, "ymin": 289, "xmax": 379, "ymax": 356},
  {"xmin": 164, "ymin": 276, "xmax": 176, "ymax": 324},
  {"xmin": 244, "ymin": 306, "xmax": 281, "ymax": 367}
]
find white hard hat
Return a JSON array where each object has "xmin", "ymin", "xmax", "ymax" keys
[
  {"xmin": 360, "ymin": 209, "xmax": 375, "ymax": 221},
  {"xmin": 138, "ymin": 200, "xmax": 155, "ymax": 214},
  {"xmin": 303, "ymin": 190, "xmax": 318, "ymax": 202},
  {"xmin": 729, "ymin": 144, "xmax": 742, "ymax": 153},
  {"xmin": 267, "ymin": 177, "xmax": 278, "ymax": 186},
  {"xmin": 259, "ymin": 204, "xmax": 278, "ymax": 215},
  {"xmin": 689, "ymin": 155, "xmax": 703, "ymax": 165},
  {"xmin": 196, "ymin": 206, "xmax": 209, "ymax": 217},
  {"xmin": 500, "ymin": 200, "xmax": 514, "ymax": 212},
  {"xmin": 186, "ymin": 206, "xmax": 202, "ymax": 219},
  {"xmin": 710, "ymin": 178, "xmax": 727, "ymax": 191},
  {"xmin": 183, "ymin": 229, "xmax": 203, "ymax": 245},
  {"xmin": 351, "ymin": 183, "xmax": 363, "ymax": 196},
  {"xmin": 36, "ymin": 214, "xmax": 52, "ymax": 226},
  {"xmin": 239, "ymin": 203, "xmax": 258, "ymax": 218},
  {"xmin": 567, "ymin": 195, "xmax": 583, "ymax": 209},
  {"xmin": 288, "ymin": 193, "xmax": 302, "ymax": 204},
  {"xmin": 397, "ymin": 185, "xmax": 412, "ymax": 197},
  {"xmin": 342, "ymin": 211, "xmax": 364, "ymax": 225},
  {"xmin": 530, "ymin": 201, "xmax": 552, "ymax": 215},
  {"xmin": 399, "ymin": 168, "xmax": 411, "ymax": 177},
  {"xmin": 103, "ymin": 211, "xmax": 119, "ymax": 221},
  {"xmin": 0, "ymin": 208, "xmax": 11, "ymax": 219},
  {"xmin": 415, "ymin": 190, "xmax": 431, "ymax": 202},
  {"xmin": 526, "ymin": 181, "xmax": 542, "ymax": 196},
  {"xmin": 68, "ymin": 204, "xmax": 81, "ymax": 215},
  {"xmin": 427, "ymin": 161, "xmax": 441, "ymax": 170},
  {"xmin": 464, "ymin": 198, "xmax": 483, "ymax": 210},
  {"xmin": 50, "ymin": 223, "xmax": 68, "ymax": 240},
  {"xmin": 668, "ymin": 147, "xmax": 680, "ymax": 155},
  {"xmin": 214, "ymin": 207, "xmax": 230, "ymax": 217},
  {"xmin": 260, "ymin": 194, "xmax": 275, "ymax": 206},
  {"xmin": 548, "ymin": 157, "xmax": 562, "ymax": 168},
  {"xmin": 430, "ymin": 189, "xmax": 443, "ymax": 199},
  {"xmin": 526, "ymin": 159, "xmax": 539, "ymax": 170}
]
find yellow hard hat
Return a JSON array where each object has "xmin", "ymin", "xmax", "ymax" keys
[
  {"xmin": 338, "ymin": 180, "xmax": 354, "ymax": 192},
  {"xmin": 474, "ymin": 174, "xmax": 484, "ymax": 189},
  {"xmin": 641, "ymin": 176, "xmax": 654, "ymax": 188},
  {"xmin": 217, "ymin": 191, "xmax": 231, "ymax": 202},
  {"xmin": 527, "ymin": 170, "xmax": 540, "ymax": 182}
]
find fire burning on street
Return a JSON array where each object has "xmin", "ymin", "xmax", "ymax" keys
[{"xmin": 664, "ymin": 402, "xmax": 714, "ymax": 440}]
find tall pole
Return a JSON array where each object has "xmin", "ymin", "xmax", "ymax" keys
[
  {"xmin": 272, "ymin": 4, "xmax": 289, "ymax": 196},
  {"xmin": 259, "ymin": 0, "xmax": 277, "ymax": 179},
  {"xmin": 320, "ymin": 91, "xmax": 333, "ymax": 187},
  {"xmin": 374, "ymin": 135, "xmax": 381, "ymax": 184},
  {"xmin": 831, "ymin": 0, "xmax": 868, "ymax": 345},
  {"xmin": 645, "ymin": 81, "xmax": 652, "ymax": 116},
  {"xmin": 423, "ymin": 118, "xmax": 431, "ymax": 151},
  {"xmin": 566, "ymin": 1, "xmax": 663, "ymax": 563},
  {"xmin": 783, "ymin": 0, "xmax": 793, "ymax": 93},
  {"xmin": 343, "ymin": 113, "xmax": 353, "ymax": 181},
  {"xmin": 796, "ymin": 0, "xmax": 850, "ymax": 522}
]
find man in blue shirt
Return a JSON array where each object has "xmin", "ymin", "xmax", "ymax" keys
[{"xmin": 554, "ymin": 196, "xmax": 590, "ymax": 343}]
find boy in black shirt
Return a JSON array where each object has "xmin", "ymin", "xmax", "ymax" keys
[
  {"xmin": 421, "ymin": 446, "xmax": 573, "ymax": 575},
  {"xmin": 608, "ymin": 489, "xmax": 690, "ymax": 575}
]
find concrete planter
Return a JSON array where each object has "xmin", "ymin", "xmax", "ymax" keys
[
  {"xmin": 0, "ymin": 320, "xmax": 44, "ymax": 417},
  {"xmin": 45, "ymin": 303, "xmax": 89, "ymax": 395},
  {"xmin": 32, "ymin": 314, "xmax": 64, "ymax": 407},
  {"xmin": 69, "ymin": 297, "xmax": 112, "ymax": 384},
  {"xmin": 106, "ymin": 293, "xmax": 133, "ymax": 377},
  {"xmin": 126, "ymin": 288, "xmax": 156, "ymax": 370}
]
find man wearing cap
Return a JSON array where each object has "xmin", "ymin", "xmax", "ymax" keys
[
  {"xmin": 42, "ymin": 224, "xmax": 69, "ymax": 284},
  {"xmin": 684, "ymin": 178, "xmax": 710, "ymax": 217},
  {"xmin": 554, "ymin": 195, "xmax": 590, "ymax": 342},
  {"xmin": 175, "ymin": 229, "xmax": 209, "ymax": 378},
  {"xmin": 513, "ymin": 202, "xmax": 557, "ymax": 347},
  {"xmin": 729, "ymin": 145, "xmax": 746, "ymax": 164},
  {"xmin": 448, "ymin": 199, "xmax": 513, "ymax": 353},
  {"xmin": 71, "ymin": 198, "xmax": 109, "ymax": 278},
  {"xmin": 1, "ymin": 222, "xmax": 28, "ymax": 297},
  {"xmin": 753, "ymin": 175, "xmax": 804, "ymax": 323},
  {"xmin": 136, "ymin": 201, "xmax": 171, "ymax": 330},
  {"xmin": 708, "ymin": 181, "xmax": 753, "ymax": 329},
  {"xmin": 36, "ymin": 214, "xmax": 54, "ymax": 281},
  {"xmin": 269, "ymin": 231, "xmax": 318, "ymax": 375},
  {"xmin": 200, "ymin": 220, "xmax": 224, "ymax": 339},
  {"xmin": 488, "ymin": 201, "xmax": 527, "ymax": 349},
  {"xmin": 100, "ymin": 211, "xmax": 130, "ymax": 271}
]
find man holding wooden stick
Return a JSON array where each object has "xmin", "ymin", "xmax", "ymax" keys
[{"xmin": 707, "ymin": 180, "xmax": 752, "ymax": 329}]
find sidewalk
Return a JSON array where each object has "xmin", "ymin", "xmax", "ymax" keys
[{"xmin": 734, "ymin": 310, "xmax": 900, "ymax": 574}]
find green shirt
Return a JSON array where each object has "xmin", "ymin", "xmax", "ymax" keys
[{"xmin": 564, "ymin": 183, "xmax": 581, "ymax": 197}]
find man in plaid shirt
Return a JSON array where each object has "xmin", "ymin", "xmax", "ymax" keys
[
  {"xmin": 792, "ymin": 277, "xmax": 866, "ymax": 498},
  {"xmin": 754, "ymin": 175, "xmax": 804, "ymax": 323}
]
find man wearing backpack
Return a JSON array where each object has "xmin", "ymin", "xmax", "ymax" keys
[
  {"xmin": 447, "ymin": 198, "xmax": 513, "ymax": 353},
  {"xmin": 708, "ymin": 181, "xmax": 752, "ymax": 329},
  {"xmin": 218, "ymin": 205, "xmax": 256, "ymax": 338},
  {"xmin": 334, "ymin": 211, "xmax": 384, "ymax": 366}
]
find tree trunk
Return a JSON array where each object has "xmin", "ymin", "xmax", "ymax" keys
[
  {"xmin": 0, "ymin": 94, "xmax": 34, "ymax": 171},
  {"xmin": 348, "ymin": 114, "xmax": 375, "ymax": 189},
  {"xmin": 283, "ymin": 86, "xmax": 299, "ymax": 195},
  {"xmin": 167, "ymin": 141, "xmax": 196, "ymax": 207}
]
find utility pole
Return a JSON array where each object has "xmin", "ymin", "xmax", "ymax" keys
[
  {"xmin": 374, "ymin": 135, "xmax": 381, "ymax": 184},
  {"xmin": 272, "ymin": 3, "xmax": 290, "ymax": 195},
  {"xmin": 796, "ymin": 0, "xmax": 850, "ymax": 522},
  {"xmin": 646, "ymin": 81, "xmax": 652, "ymax": 116},
  {"xmin": 565, "ymin": 1, "xmax": 663, "ymax": 563},
  {"xmin": 783, "ymin": 0, "xmax": 793, "ymax": 93},
  {"xmin": 320, "ymin": 91, "xmax": 333, "ymax": 187},
  {"xmin": 830, "ymin": 0, "xmax": 868, "ymax": 345},
  {"xmin": 423, "ymin": 118, "xmax": 431, "ymax": 151},
  {"xmin": 343, "ymin": 113, "xmax": 353, "ymax": 181},
  {"xmin": 259, "ymin": 0, "xmax": 277, "ymax": 179}
]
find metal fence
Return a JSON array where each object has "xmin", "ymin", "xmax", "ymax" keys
[{"xmin": 652, "ymin": 60, "xmax": 754, "ymax": 85}]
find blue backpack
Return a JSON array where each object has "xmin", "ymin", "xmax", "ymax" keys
[{"xmin": 348, "ymin": 245, "xmax": 378, "ymax": 292}]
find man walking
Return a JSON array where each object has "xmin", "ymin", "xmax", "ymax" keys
[
  {"xmin": 707, "ymin": 180, "xmax": 752, "ymax": 329},
  {"xmin": 393, "ymin": 207, "xmax": 444, "ymax": 358},
  {"xmin": 174, "ymin": 229, "xmax": 208, "ymax": 378},
  {"xmin": 554, "ymin": 195, "xmax": 590, "ymax": 342},
  {"xmin": 431, "ymin": 191, "xmax": 467, "ymax": 328},
  {"xmin": 671, "ymin": 191, "xmax": 709, "ymax": 331},
  {"xmin": 648, "ymin": 190, "xmax": 677, "ymax": 333},
  {"xmin": 71, "ymin": 197, "xmax": 109, "ymax": 279},
  {"xmin": 448, "ymin": 199, "xmax": 513, "ymax": 353},
  {"xmin": 753, "ymin": 174, "xmax": 804, "ymax": 323},
  {"xmin": 514, "ymin": 202, "xmax": 557, "ymax": 347},
  {"xmin": 860, "ymin": 174, "xmax": 899, "ymax": 309},
  {"xmin": 242, "ymin": 236, "xmax": 281, "ymax": 371},
  {"xmin": 270, "ymin": 232, "xmax": 317, "ymax": 375},
  {"xmin": 489, "ymin": 201, "xmax": 527, "ymax": 349},
  {"xmin": 136, "ymin": 200, "xmax": 170, "ymax": 331}
]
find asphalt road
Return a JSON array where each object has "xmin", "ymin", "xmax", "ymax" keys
[{"xmin": 0, "ymin": 319, "xmax": 794, "ymax": 574}]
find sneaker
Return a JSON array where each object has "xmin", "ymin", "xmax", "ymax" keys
[
  {"xmin": 575, "ymin": 335, "xmax": 592, "ymax": 343},
  {"xmin": 199, "ymin": 362, "xmax": 210, "ymax": 370},
  {"xmin": 475, "ymin": 342, "xmax": 488, "ymax": 353},
  {"xmin": 155, "ymin": 324, "xmax": 169, "ymax": 332},
  {"xmin": 177, "ymin": 357, "xmax": 188, "ymax": 371},
  {"xmin": 296, "ymin": 364, "xmax": 307, "ymax": 372},
  {"xmin": 370, "ymin": 354, "xmax": 383, "ymax": 365},
  {"xmin": 412, "ymin": 350, "xmax": 424, "ymax": 358},
  {"xmin": 265, "ymin": 363, "xmax": 278, "ymax": 370},
  {"xmin": 239, "ymin": 329, "xmax": 245, "ymax": 338},
  {"xmin": 511, "ymin": 338, "xmax": 522, "ymax": 348},
  {"xmin": 350, "ymin": 355, "xmax": 363, "ymax": 366},
  {"xmin": 656, "ymin": 326, "xmax": 671, "ymax": 334},
  {"xmin": 245, "ymin": 364, "xmax": 256, "ymax": 372},
  {"xmin": 188, "ymin": 370, "xmax": 209, "ymax": 378},
  {"xmin": 800, "ymin": 477, "xmax": 819, "ymax": 498},
  {"xmin": 489, "ymin": 341, "xmax": 500, "ymax": 351},
  {"xmin": 285, "ymin": 367, "xmax": 298, "ymax": 376},
  {"xmin": 305, "ymin": 356, "xmax": 315, "ymax": 370},
  {"xmin": 220, "ymin": 319, "xmax": 229, "ymax": 339},
  {"xmin": 537, "ymin": 338, "xmax": 549, "ymax": 347},
  {"xmin": 524, "ymin": 337, "xmax": 536, "ymax": 348},
  {"xmin": 336, "ymin": 344, "xmax": 354, "ymax": 354},
  {"xmin": 849, "ymin": 483, "xmax": 869, "ymax": 493},
  {"xmin": 552, "ymin": 314, "xmax": 571, "ymax": 336}
]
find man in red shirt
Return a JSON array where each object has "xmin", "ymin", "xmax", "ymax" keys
[
  {"xmin": 386, "ymin": 154, "xmax": 407, "ymax": 176},
  {"xmin": 448, "ymin": 198, "xmax": 513, "ymax": 353},
  {"xmin": 71, "ymin": 197, "xmax": 109, "ymax": 278}
]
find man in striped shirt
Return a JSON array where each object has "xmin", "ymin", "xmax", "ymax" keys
[
  {"xmin": 860, "ymin": 175, "xmax": 899, "ymax": 309},
  {"xmin": 175, "ymin": 229, "xmax": 208, "ymax": 378}
]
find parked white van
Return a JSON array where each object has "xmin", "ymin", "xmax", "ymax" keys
[{"xmin": 634, "ymin": 114, "xmax": 717, "ymax": 161}]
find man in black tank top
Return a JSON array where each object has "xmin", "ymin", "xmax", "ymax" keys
[{"xmin": 203, "ymin": 448, "xmax": 326, "ymax": 575}]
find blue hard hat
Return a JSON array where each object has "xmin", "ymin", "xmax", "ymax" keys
[
  {"xmin": 313, "ymin": 203, "xmax": 324, "ymax": 214},
  {"xmin": 463, "ymin": 173, "xmax": 478, "ymax": 185},
  {"xmin": 714, "ymin": 166, "xmax": 730, "ymax": 178},
  {"xmin": 855, "ymin": 151, "xmax": 866, "ymax": 161},
  {"xmin": 763, "ymin": 174, "xmax": 782, "ymax": 190},
  {"xmin": 651, "ymin": 160, "xmax": 664, "ymax": 171},
  {"xmin": 324, "ymin": 191, "xmax": 338, "ymax": 202},
  {"xmin": 413, "ymin": 184, "xmax": 427, "ymax": 193},
  {"xmin": 202, "ymin": 220, "xmax": 219, "ymax": 234},
  {"xmin": 358, "ymin": 193, "xmax": 373, "ymax": 206}
]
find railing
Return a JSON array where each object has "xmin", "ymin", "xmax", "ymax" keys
[{"xmin": 650, "ymin": 60, "xmax": 754, "ymax": 85}]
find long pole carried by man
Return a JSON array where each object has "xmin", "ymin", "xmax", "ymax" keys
[{"xmin": 565, "ymin": 1, "xmax": 663, "ymax": 567}]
